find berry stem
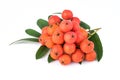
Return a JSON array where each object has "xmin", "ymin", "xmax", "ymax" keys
[
  {"xmin": 53, "ymin": 12, "xmax": 62, "ymax": 14},
  {"xmin": 92, "ymin": 28, "xmax": 101, "ymax": 31},
  {"xmin": 88, "ymin": 28, "xmax": 101, "ymax": 39}
]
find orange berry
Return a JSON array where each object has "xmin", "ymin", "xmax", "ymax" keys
[
  {"xmin": 80, "ymin": 39, "xmax": 94, "ymax": 53},
  {"xmin": 72, "ymin": 21, "xmax": 80, "ymax": 31},
  {"xmin": 47, "ymin": 24, "xmax": 59, "ymax": 36},
  {"xmin": 59, "ymin": 54, "xmax": 71, "ymax": 65},
  {"xmin": 63, "ymin": 43, "xmax": 76, "ymax": 55},
  {"xmin": 75, "ymin": 27, "xmax": 88, "ymax": 44},
  {"xmin": 50, "ymin": 45, "xmax": 63, "ymax": 60},
  {"xmin": 64, "ymin": 31, "xmax": 77, "ymax": 44},
  {"xmin": 41, "ymin": 26, "xmax": 48, "ymax": 34},
  {"xmin": 59, "ymin": 20, "xmax": 73, "ymax": 32},
  {"xmin": 39, "ymin": 34, "xmax": 49, "ymax": 45},
  {"xmin": 52, "ymin": 29, "xmax": 64, "ymax": 44},
  {"xmin": 85, "ymin": 50, "xmax": 96, "ymax": 61},
  {"xmin": 48, "ymin": 15, "xmax": 61, "ymax": 25},
  {"xmin": 44, "ymin": 37, "xmax": 54, "ymax": 48},
  {"xmin": 72, "ymin": 49, "xmax": 84, "ymax": 63},
  {"xmin": 72, "ymin": 17, "xmax": 80, "ymax": 24},
  {"xmin": 62, "ymin": 10, "xmax": 73, "ymax": 20}
]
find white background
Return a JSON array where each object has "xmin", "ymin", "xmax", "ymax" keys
[{"xmin": 0, "ymin": 0, "xmax": 120, "ymax": 80}]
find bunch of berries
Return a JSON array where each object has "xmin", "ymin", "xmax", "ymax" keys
[{"xmin": 39, "ymin": 10, "xmax": 96, "ymax": 65}]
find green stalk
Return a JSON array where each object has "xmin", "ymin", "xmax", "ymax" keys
[{"xmin": 88, "ymin": 28, "xmax": 101, "ymax": 39}]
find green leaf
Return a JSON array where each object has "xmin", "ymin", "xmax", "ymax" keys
[
  {"xmin": 89, "ymin": 32, "xmax": 103, "ymax": 61},
  {"xmin": 80, "ymin": 21, "xmax": 90, "ymax": 30},
  {"xmin": 37, "ymin": 19, "xmax": 48, "ymax": 29},
  {"xmin": 48, "ymin": 55, "xmax": 55, "ymax": 63},
  {"xmin": 25, "ymin": 29, "xmax": 41, "ymax": 37},
  {"xmin": 36, "ymin": 46, "xmax": 49, "ymax": 59},
  {"xmin": 10, "ymin": 38, "xmax": 39, "ymax": 45}
]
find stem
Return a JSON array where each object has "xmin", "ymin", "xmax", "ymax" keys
[
  {"xmin": 92, "ymin": 28, "xmax": 101, "ymax": 31},
  {"xmin": 53, "ymin": 12, "xmax": 62, "ymax": 14},
  {"xmin": 88, "ymin": 28, "xmax": 101, "ymax": 39}
]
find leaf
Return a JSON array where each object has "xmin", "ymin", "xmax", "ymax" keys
[
  {"xmin": 48, "ymin": 55, "xmax": 55, "ymax": 63},
  {"xmin": 36, "ymin": 46, "xmax": 49, "ymax": 59},
  {"xmin": 25, "ymin": 29, "xmax": 41, "ymax": 37},
  {"xmin": 37, "ymin": 19, "xmax": 48, "ymax": 29},
  {"xmin": 80, "ymin": 21, "xmax": 90, "ymax": 30},
  {"xmin": 10, "ymin": 38, "xmax": 39, "ymax": 45},
  {"xmin": 89, "ymin": 32, "xmax": 103, "ymax": 61}
]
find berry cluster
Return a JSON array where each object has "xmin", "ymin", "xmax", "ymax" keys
[{"xmin": 39, "ymin": 10, "xmax": 96, "ymax": 65}]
